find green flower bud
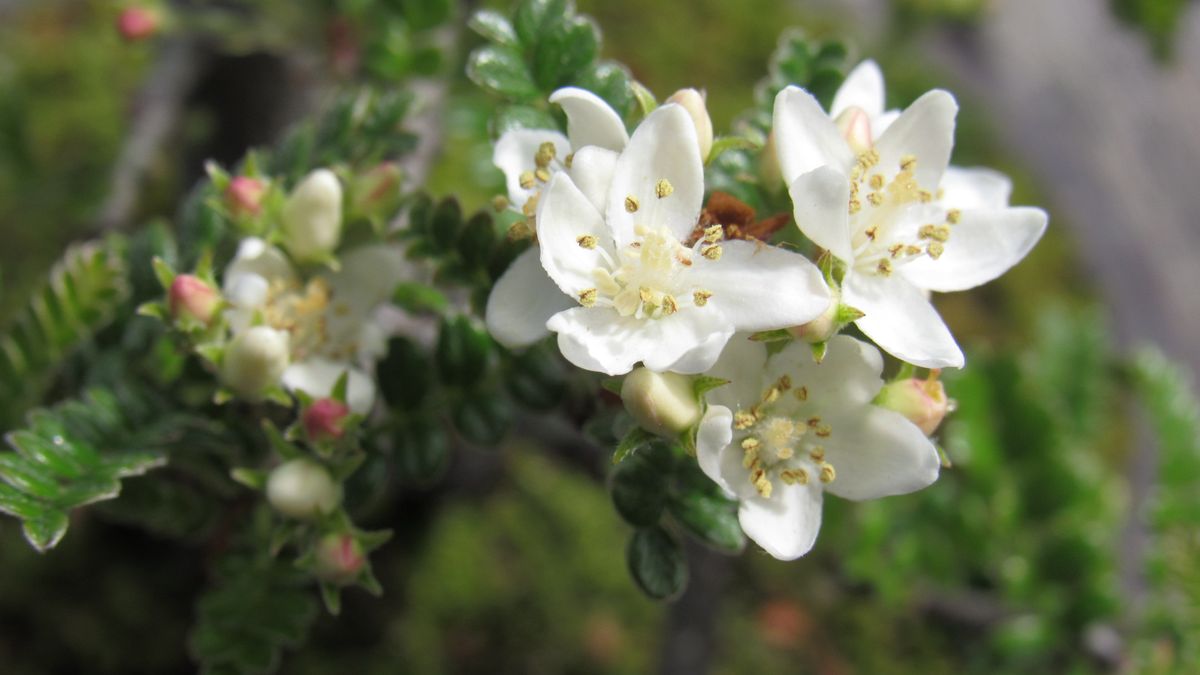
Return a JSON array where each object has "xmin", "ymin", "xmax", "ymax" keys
[
  {"xmin": 266, "ymin": 459, "xmax": 341, "ymax": 520},
  {"xmin": 621, "ymin": 368, "xmax": 702, "ymax": 438}
]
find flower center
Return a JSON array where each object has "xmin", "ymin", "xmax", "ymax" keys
[
  {"xmin": 733, "ymin": 376, "xmax": 837, "ymax": 498},
  {"xmin": 261, "ymin": 277, "xmax": 360, "ymax": 362},
  {"xmin": 845, "ymin": 151, "xmax": 960, "ymax": 278}
]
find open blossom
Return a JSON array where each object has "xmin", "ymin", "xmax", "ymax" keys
[
  {"xmin": 774, "ymin": 61, "xmax": 1047, "ymax": 368},
  {"xmin": 493, "ymin": 104, "xmax": 830, "ymax": 376},
  {"xmin": 486, "ymin": 87, "xmax": 630, "ymax": 348},
  {"xmin": 222, "ymin": 238, "xmax": 405, "ymax": 413},
  {"xmin": 695, "ymin": 335, "xmax": 941, "ymax": 560}
]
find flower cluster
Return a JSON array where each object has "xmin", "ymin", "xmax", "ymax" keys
[{"xmin": 486, "ymin": 61, "xmax": 1046, "ymax": 558}]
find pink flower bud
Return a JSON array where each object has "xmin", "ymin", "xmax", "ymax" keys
[
  {"xmin": 116, "ymin": 7, "xmax": 159, "ymax": 43},
  {"xmin": 834, "ymin": 106, "xmax": 874, "ymax": 155},
  {"xmin": 168, "ymin": 274, "xmax": 220, "ymax": 326},
  {"xmin": 304, "ymin": 398, "xmax": 350, "ymax": 441},
  {"xmin": 226, "ymin": 176, "xmax": 267, "ymax": 217},
  {"xmin": 314, "ymin": 533, "xmax": 366, "ymax": 585},
  {"xmin": 876, "ymin": 375, "xmax": 951, "ymax": 436}
]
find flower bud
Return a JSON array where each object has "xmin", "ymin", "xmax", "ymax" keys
[
  {"xmin": 266, "ymin": 459, "xmax": 342, "ymax": 520},
  {"xmin": 226, "ymin": 176, "xmax": 267, "ymax": 217},
  {"xmin": 304, "ymin": 398, "xmax": 350, "ymax": 441},
  {"xmin": 313, "ymin": 533, "xmax": 365, "ymax": 585},
  {"xmin": 116, "ymin": 7, "xmax": 159, "ymax": 42},
  {"xmin": 621, "ymin": 368, "xmax": 702, "ymax": 438},
  {"xmin": 168, "ymin": 274, "xmax": 219, "ymax": 326},
  {"xmin": 788, "ymin": 294, "xmax": 838, "ymax": 344},
  {"xmin": 876, "ymin": 376, "xmax": 951, "ymax": 436},
  {"xmin": 666, "ymin": 89, "xmax": 714, "ymax": 161},
  {"xmin": 221, "ymin": 326, "xmax": 289, "ymax": 400},
  {"xmin": 350, "ymin": 162, "xmax": 403, "ymax": 220},
  {"xmin": 835, "ymin": 106, "xmax": 874, "ymax": 155},
  {"xmin": 281, "ymin": 169, "xmax": 343, "ymax": 262},
  {"xmin": 761, "ymin": 131, "xmax": 783, "ymax": 192}
]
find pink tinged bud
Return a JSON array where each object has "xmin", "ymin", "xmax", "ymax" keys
[
  {"xmin": 788, "ymin": 294, "xmax": 838, "ymax": 344},
  {"xmin": 266, "ymin": 459, "xmax": 342, "ymax": 520},
  {"xmin": 314, "ymin": 533, "xmax": 366, "ymax": 585},
  {"xmin": 304, "ymin": 398, "xmax": 350, "ymax": 441},
  {"xmin": 221, "ymin": 326, "xmax": 290, "ymax": 400},
  {"xmin": 666, "ymin": 88, "xmax": 714, "ymax": 161},
  {"xmin": 621, "ymin": 368, "xmax": 702, "ymax": 438},
  {"xmin": 116, "ymin": 8, "xmax": 159, "ymax": 42},
  {"xmin": 876, "ymin": 376, "xmax": 951, "ymax": 436},
  {"xmin": 226, "ymin": 176, "xmax": 267, "ymax": 217},
  {"xmin": 835, "ymin": 106, "xmax": 874, "ymax": 155},
  {"xmin": 168, "ymin": 274, "xmax": 220, "ymax": 326}
]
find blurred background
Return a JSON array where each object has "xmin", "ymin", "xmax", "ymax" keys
[{"xmin": 1, "ymin": 0, "xmax": 1199, "ymax": 673}]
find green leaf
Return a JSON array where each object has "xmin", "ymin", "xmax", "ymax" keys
[
  {"xmin": 749, "ymin": 328, "xmax": 793, "ymax": 343},
  {"xmin": 627, "ymin": 525, "xmax": 688, "ymax": 600},
  {"xmin": 693, "ymin": 376, "xmax": 730, "ymax": 399},
  {"xmin": 532, "ymin": 15, "xmax": 599, "ymax": 89},
  {"xmin": 469, "ymin": 10, "xmax": 519, "ymax": 47},
  {"xmin": 429, "ymin": 197, "xmax": 463, "ymax": 252},
  {"xmin": 452, "ymin": 392, "xmax": 513, "ymax": 445},
  {"xmin": 668, "ymin": 465, "xmax": 745, "ymax": 553},
  {"xmin": 707, "ymin": 136, "xmax": 761, "ymax": 164},
  {"xmin": 458, "ymin": 211, "xmax": 498, "ymax": 268},
  {"xmin": 377, "ymin": 337, "xmax": 434, "ymax": 411},
  {"xmin": 505, "ymin": 343, "xmax": 566, "ymax": 411},
  {"xmin": 610, "ymin": 452, "xmax": 669, "ymax": 526},
  {"xmin": 466, "ymin": 45, "xmax": 540, "ymax": 101},
  {"xmin": 436, "ymin": 315, "xmax": 492, "ymax": 386},
  {"xmin": 391, "ymin": 282, "xmax": 449, "ymax": 314},
  {"xmin": 394, "ymin": 419, "xmax": 450, "ymax": 486},
  {"xmin": 576, "ymin": 61, "xmax": 635, "ymax": 120},
  {"xmin": 630, "ymin": 81, "xmax": 658, "ymax": 118},
  {"xmin": 612, "ymin": 426, "xmax": 655, "ymax": 464},
  {"xmin": 0, "ymin": 387, "xmax": 186, "ymax": 552},
  {"xmin": 513, "ymin": 0, "xmax": 570, "ymax": 46},
  {"xmin": 493, "ymin": 105, "xmax": 559, "ymax": 135}
]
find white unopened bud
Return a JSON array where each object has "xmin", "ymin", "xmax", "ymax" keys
[
  {"xmin": 788, "ymin": 293, "xmax": 838, "ymax": 344},
  {"xmin": 282, "ymin": 169, "xmax": 343, "ymax": 262},
  {"xmin": 621, "ymin": 368, "xmax": 702, "ymax": 438},
  {"xmin": 221, "ymin": 326, "xmax": 289, "ymax": 400},
  {"xmin": 834, "ymin": 106, "xmax": 874, "ymax": 155},
  {"xmin": 266, "ymin": 459, "xmax": 342, "ymax": 520},
  {"xmin": 666, "ymin": 89, "xmax": 714, "ymax": 161},
  {"xmin": 876, "ymin": 376, "xmax": 951, "ymax": 436}
]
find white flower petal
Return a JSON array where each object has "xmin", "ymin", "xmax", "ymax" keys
[
  {"xmin": 738, "ymin": 481, "xmax": 824, "ymax": 560},
  {"xmin": 831, "ymin": 60, "xmax": 885, "ymax": 119},
  {"xmin": 873, "ymin": 110, "xmax": 901, "ymax": 136},
  {"xmin": 773, "ymin": 86, "xmax": 856, "ymax": 186},
  {"xmin": 703, "ymin": 335, "xmax": 769, "ymax": 412},
  {"xmin": 787, "ymin": 166, "xmax": 853, "ymax": 261},
  {"xmin": 695, "ymin": 405, "xmax": 738, "ymax": 497},
  {"xmin": 547, "ymin": 306, "xmax": 732, "ymax": 376},
  {"xmin": 874, "ymin": 89, "xmax": 957, "ymax": 190},
  {"xmin": 842, "ymin": 271, "xmax": 964, "ymax": 368},
  {"xmin": 605, "ymin": 104, "xmax": 703, "ymax": 246},
  {"xmin": 898, "ymin": 207, "xmax": 1048, "ymax": 293},
  {"xmin": 567, "ymin": 146, "xmax": 619, "ymax": 213},
  {"xmin": 282, "ymin": 359, "xmax": 376, "ymax": 415},
  {"xmin": 485, "ymin": 247, "xmax": 574, "ymax": 348},
  {"xmin": 223, "ymin": 238, "xmax": 295, "ymax": 294},
  {"xmin": 225, "ymin": 272, "xmax": 269, "ymax": 310},
  {"xmin": 765, "ymin": 336, "xmax": 884, "ymax": 409},
  {"xmin": 940, "ymin": 166, "xmax": 1012, "ymax": 210},
  {"xmin": 493, "ymin": 128, "xmax": 571, "ymax": 209},
  {"xmin": 537, "ymin": 173, "xmax": 615, "ymax": 298},
  {"xmin": 689, "ymin": 239, "xmax": 832, "ymax": 332},
  {"xmin": 549, "ymin": 87, "xmax": 629, "ymax": 152},
  {"xmin": 329, "ymin": 244, "xmax": 409, "ymax": 310},
  {"xmin": 822, "ymin": 406, "xmax": 941, "ymax": 501}
]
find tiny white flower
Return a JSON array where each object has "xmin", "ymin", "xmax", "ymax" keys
[
  {"xmin": 774, "ymin": 63, "xmax": 1047, "ymax": 368},
  {"xmin": 695, "ymin": 335, "xmax": 941, "ymax": 560},
  {"xmin": 486, "ymin": 87, "xmax": 631, "ymax": 349},
  {"xmin": 530, "ymin": 104, "xmax": 830, "ymax": 376},
  {"xmin": 221, "ymin": 239, "xmax": 406, "ymax": 413}
]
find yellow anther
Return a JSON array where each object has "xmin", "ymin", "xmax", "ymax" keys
[
  {"xmin": 701, "ymin": 245, "xmax": 723, "ymax": 261},
  {"xmin": 576, "ymin": 235, "xmax": 597, "ymax": 249},
  {"xmin": 946, "ymin": 209, "xmax": 962, "ymax": 224},
  {"xmin": 889, "ymin": 243, "xmax": 904, "ymax": 258},
  {"xmin": 507, "ymin": 220, "xmax": 533, "ymax": 240},
  {"xmin": 742, "ymin": 448, "xmax": 760, "ymax": 469},
  {"xmin": 564, "ymin": 152, "xmax": 575, "ymax": 169},
  {"xmin": 522, "ymin": 193, "xmax": 539, "ymax": 216},
  {"xmin": 662, "ymin": 295, "xmax": 679, "ymax": 315},
  {"xmin": 877, "ymin": 259, "xmax": 893, "ymax": 275},
  {"xmin": 733, "ymin": 410, "xmax": 757, "ymax": 430},
  {"xmin": 809, "ymin": 446, "xmax": 825, "ymax": 462},
  {"xmin": 776, "ymin": 446, "xmax": 795, "ymax": 460},
  {"xmin": 867, "ymin": 192, "xmax": 884, "ymax": 206},
  {"xmin": 693, "ymin": 290, "xmax": 712, "ymax": 307},
  {"xmin": 638, "ymin": 286, "xmax": 655, "ymax": 306},
  {"xmin": 534, "ymin": 167, "xmax": 552, "ymax": 183},
  {"xmin": 491, "ymin": 195, "xmax": 510, "ymax": 212},
  {"xmin": 777, "ymin": 375, "xmax": 792, "ymax": 391},
  {"xmin": 927, "ymin": 242, "xmax": 945, "ymax": 259},
  {"xmin": 655, "ymin": 178, "xmax": 674, "ymax": 198},
  {"xmin": 906, "ymin": 245, "xmax": 922, "ymax": 256},
  {"xmin": 795, "ymin": 386, "xmax": 808, "ymax": 401},
  {"xmin": 741, "ymin": 437, "xmax": 761, "ymax": 452},
  {"xmin": 762, "ymin": 386, "xmax": 781, "ymax": 406},
  {"xmin": 578, "ymin": 288, "xmax": 597, "ymax": 307},
  {"xmin": 806, "ymin": 416, "xmax": 822, "ymax": 428},
  {"xmin": 625, "ymin": 195, "xmax": 639, "ymax": 213},
  {"xmin": 819, "ymin": 463, "xmax": 837, "ymax": 484},
  {"xmin": 519, "ymin": 171, "xmax": 536, "ymax": 189},
  {"xmin": 899, "ymin": 155, "xmax": 917, "ymax": 171},
  {"xmin": 815, "ymin": 424, "xmax": 832, "ymax": 438},
  {"xmin": 535, "ymin": 141, "xmax": 556, "ymax": 167},
  {"xmin": 702, "ymin": 225, "xmax": 724, "ymax": 244},
  {"xmin": 919, "ymin": 224, "xmax": 950, "ymax": 242},
  {"xmin": 849, "ymin": 199, "xmax": 862, "ymax": 214},
  {"xmin": 918, "ymin": 190, "xmax": 933, "ymax": 203},
  {"xmin": 753, "ymin": 471, "xmax": 773, "ymax": 498},
  {"xmin": 869, "ymin": 174, "xmax": 885, "ymax": 190},
  {"xmin": 865, "ymin": 226, "xmax": 878, "ymax": 240},
  {"xmin": 781, "ymin": 468, "xmax": 809, "ymax": 485}
]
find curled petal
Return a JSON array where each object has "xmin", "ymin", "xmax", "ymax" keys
[
  {"xmin": 568, "ymin": 146, "xmax": 619, "ymax": 213},
  {"xmin": 874, "ymin": 89, "xmax": 958, "ymax": 191},
  {"xmin": 842, "ymin": 271, "xmax": 964, "ymax": 369},
  {"xmin": 485, "ymin": 247, "xmax": 573, "ymax": 348},
  {"xmin": 550, "ymin": 87, "xmax": 629, "ymax": 151},
  {"xmin": 773, "ymin": 86, "xmax": 855, "ymax": 186},
  {"xmin": 547, "ymin": 306, "xmax": 732, "ymax": 376},
  {"xmin": 738, "ymin": 481, "xmax": 824, "ymax": 560}
]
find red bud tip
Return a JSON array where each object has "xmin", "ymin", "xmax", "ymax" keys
[
  {"xmin": 168, "ymin": 274, "xmax": 219, "ymax": 325},
  {"xmin": 226, "ymin": 176, "xmax": 267, "ymax": 217},
  {"xmin": 304, "ymin": 398, "xmax": 350, "ymax": 441},
  {"xmin": 117, "ymin": 8, "xmax": 159, "ymax": 42}
]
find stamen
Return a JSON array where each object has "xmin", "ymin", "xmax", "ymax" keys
[
  {"xmin": 534, "ymin": 167, "xmax": 551, "ymax": 183},
  {"xmin": 535, "ymin": 142, "xmax": 556, "ymax": 167},
  {"xmin": 927, "ymin": 242, "xmax": 945, "ymax": 259},
  {"xmin": 794, "ymin": 386, "xmax": 808, "ymax": 401},
  {"xmin": 693, "ymin": 290, "xmax": 712, "ymax": 306},
  {"xmin": 519, "ymin": 171, "xmax": 535, "ymax": 189},
  {"xmin": 819, "ymin": 463, "xmax": 837, "ymax": 484},
  {"xmin": 662, "ymin": 295, "xmax": 678, "ymax": 315},
  {"xmin": 655, "ymin": 178, "xmax": 674, "ymax": 198},
  {"xmin": 733, "ymin": 411, "xmax": 757, "ymax": 430},
  {"xmin": 625, "ymin": 195, "xmax": 640, "ymax": 213},
  {"xmin": 701, "ymin": 245, "xmax": 723, "ymax": 261},
  {"xmin": 702, "ymin": 225, "xmax": 724, "ymax": 244},
  {"xmin": 578, "ymin": 288, "xmax": 597, "ymax": 307},
  {"xmin": 491, "ymin": 195, "xmax": 510, "ymax": 212},
  {"xmin": 877, "ymin": 259, "xmax": 893, "ymax": 276},
  {"xmin": 946, "ymin": 209, "xmax": 962, "ymax": 224},
  {"xmin": 576, "ymin": 235, "xmax": 598, "ymax": 249}
]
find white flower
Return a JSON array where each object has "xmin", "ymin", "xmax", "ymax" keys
[
  {"xmin": 528, "ymin": 104, "xmax": 830, "ymax": 376},
  {"xmin": 486, "ymin": 87, "xmax": 631, "ymax": 349},
  {"xmin": 695, "ymin": 335, "xmax": 941, "ymax": 560},
  {"xmin": 221, "ymin": 238, "xmax": 405, "ymax": 413},
  {"xmin": 774, "ymin": 63, "xmax": 1048, "ymax": 368},
  {"xmin": 281, "ymin": 168, "xmax": 344, "ymax": 262}
]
